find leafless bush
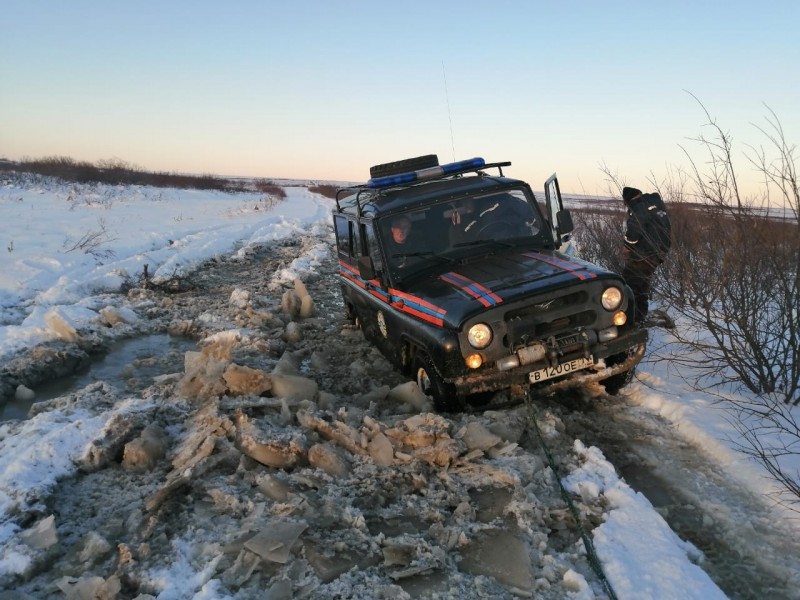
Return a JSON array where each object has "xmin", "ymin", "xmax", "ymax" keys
[
  {"xmin": 656, "ymin": 103, "xmax": 799, "ymax": 405},
  {"xmin": 254, "ymin": 179, "xmax": 287, "ymax": 198},
  {"xmin": 308, "ymin": 184, "xmax": 338, "ymax": 199},
  {"xmin": 63, "ymin": 218, "xmax": 117, "ymax": 259},
  {"xmin": 570, "ymin": 208, "xmax": 625, "ymax": 273},
  {"xmin": 586, "ymin": 101, "xmax": 800, "ymax": 509},
  {"xmin": 728, "ymin": 395, "xmax": 800, "ymax": 512},
  {"xmin": 1, "ymin": 156, "xmax": 242, "ymax": 192}
]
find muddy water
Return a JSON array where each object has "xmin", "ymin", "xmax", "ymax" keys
[
  {"xmin": 559, "ymin": 395, "xmax": 800, "ymax": 600},
  {"xmin": 0, "ymin": 334, "xmax": 195, "ymax": 421}
]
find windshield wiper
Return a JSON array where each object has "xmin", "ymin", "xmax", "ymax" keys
[
  {"xmin": 453, "ymin": 239, "xmax": 515, "ymax": 249},
  {"xmin": 391, "ymin": 251, "xmax": 455, "ymax": 264}
]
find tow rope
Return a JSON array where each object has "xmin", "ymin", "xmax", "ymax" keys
[{"xmin": 523, "ymin": 390, "xmax": 619, "ymax": 600}]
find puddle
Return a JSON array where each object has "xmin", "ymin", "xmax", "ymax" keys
[{"xmin": 1, "ymin": 334, "xmax": 196, "ymax": 421}]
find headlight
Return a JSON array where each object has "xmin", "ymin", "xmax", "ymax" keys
[
  {"xmin": 601, "ymin": 287, "xmax": 623, "ymax": 311},
  {"xmin": 467, "ymin": 323, "xmax": 493, "ymax": 348}
]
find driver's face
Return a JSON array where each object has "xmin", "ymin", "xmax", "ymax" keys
[{"xmin": 391, "ymin": 218, "xmax": 411, "ymax": 244}]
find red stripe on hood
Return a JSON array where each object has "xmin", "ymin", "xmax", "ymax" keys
[{"xmin": 521, "ymin": 252, "xmax": 597, "ymax": 281}]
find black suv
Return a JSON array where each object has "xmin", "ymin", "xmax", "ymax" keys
[{"xmin": 333, "ymin": 155, "xmax": 647, "ymax": 410}]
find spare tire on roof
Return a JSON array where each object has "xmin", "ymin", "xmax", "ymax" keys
[{"xmin": 369, "ymin": 154, "xmax": 439, "ymax": 179}]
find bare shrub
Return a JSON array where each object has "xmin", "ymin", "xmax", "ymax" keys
[
  {"xmin": 63, "ymin": 218, "xmax": 117, "ymax": 259},
  {"xmin": 729, "ymin": 395, "xmax": 800, "ymax": 512},
  {"xmin": 570, "ymin": 208, "xmax": 625, "ymax": 273},
  {"xmin": 654, "ymin": 103, "xmax": 799, "ymax": 405},
  {"xmin": 254, "ymin": 179, "xmax": 287, "ymax": 198},
  {"xmin": 309, "ymin": 184, "xmax": 338, "ymax": 199},
  {"xmin": 2, "ymin": 156, "xmax": 242, "ymax": 192},
  {"xmin": 588, "ymin": 101, "xmax": 800, "ymax": 509},
  {"xmin": 583, "ymin": 103, "xmax": 799, "ymax": 508}
]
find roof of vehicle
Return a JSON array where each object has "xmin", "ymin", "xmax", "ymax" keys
[{"xmin": 335, "ymin": 159, "xmax": 530, "ymax": 218}]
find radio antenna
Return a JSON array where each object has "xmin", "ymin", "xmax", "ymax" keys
[{"xmin": 442, "ymin": 61, "xmax": 456, "ymax": 162}]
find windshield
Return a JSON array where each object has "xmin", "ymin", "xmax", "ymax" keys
[{"xmin": 379, "ymin": 188, "xmax": 547, "ymax": 282}]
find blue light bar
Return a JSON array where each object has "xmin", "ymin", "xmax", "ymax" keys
[
  {"xmin": 367, "ymin": 157, "xmax": 486, "ymax": 189},
  {"xmin": 366, "ymin": 172, "xmax": 417, "ymax": 188},
  {"xmin": 441, "ymin": 157, "xmax": 485, "ymax": 174}
]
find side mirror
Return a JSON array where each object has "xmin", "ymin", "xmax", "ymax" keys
[
  {"xmin": 357, "ymin": 256, "xmax": 376, "ymax": 280},
  {"xmin": 556, "ymin": 209, "xmax": 574, "ymax": 235}
]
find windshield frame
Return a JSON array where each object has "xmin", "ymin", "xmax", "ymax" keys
[{"xmin": 378, "ymin": 186, "xmax": 551, "ymax": 284}]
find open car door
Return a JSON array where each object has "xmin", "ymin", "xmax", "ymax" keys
[{"xmin": 544, "ymin": 174, "xmax": 575, "ymax": 254}]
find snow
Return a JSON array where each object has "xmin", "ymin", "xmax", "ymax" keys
[
  {"xmin": 0, "ymin": 176, "xmax": 331, "ymax": 357},
  {"xmin": 563, "ymin": 440, "xmax": 727, "ymax": 600},
  {"xmin": 0, "ymin": 172, "xmax": 796, "ymax": 598}
]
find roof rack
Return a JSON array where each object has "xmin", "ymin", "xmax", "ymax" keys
[{"xmin": 334, "ymin": 158, "xmax": 512, "ymax": 213}]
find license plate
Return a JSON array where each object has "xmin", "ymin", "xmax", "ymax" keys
[{"xmin": 529, "ymin": 356, "xmax": 594, "ymax": 383}]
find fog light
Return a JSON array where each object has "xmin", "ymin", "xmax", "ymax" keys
[
  {"xmin": 465, "ymin": 353, "xmax": 483, "ymax": 369},
  {"xmin": 613, "ymin": 311, "xmax": 627, "ymax": 326},
  {"xmin": 598, "ymin": 326, "xmax": 619, "ymax": 342}
]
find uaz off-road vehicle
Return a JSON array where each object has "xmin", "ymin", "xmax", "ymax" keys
[{"xmin": 333, "ymin": 155, "xmax": 647, "ymax": 411}]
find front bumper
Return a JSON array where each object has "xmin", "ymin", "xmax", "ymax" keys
[{"xmin": 450, "ymin": 327, "xmax": 648, "ymax": 397}]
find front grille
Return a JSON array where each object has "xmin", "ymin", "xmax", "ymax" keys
[
  {"xmin": 505, "ymin": 290, "xmax": 587, "ymax": 319},
  {"xmin": 504, "ymin": 285, "xmax": 599, "ymax": 347}
]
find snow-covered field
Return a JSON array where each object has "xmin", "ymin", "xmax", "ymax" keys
[{"xmin": 0, "ymin": 173, "xmax": 797, "ymax": 599}]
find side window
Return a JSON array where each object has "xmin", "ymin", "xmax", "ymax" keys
[
  {"xmin": 351, "ymin": 220, "xmax": 362, "ymax": 257},
  {"xmin": 363, "ymin": 221, "xmax": 383, "ymax": 272},
  {"xmin": 334, "ymin": 215, "xmax": 351, "ymax": 258}
]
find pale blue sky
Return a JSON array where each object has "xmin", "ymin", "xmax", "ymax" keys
[{"xmin": 1, "ymin": 1, "xmax": 797, "ymax": 196}]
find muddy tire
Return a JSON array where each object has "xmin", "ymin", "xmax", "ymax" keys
[
  {"xmin": 601, "ymin": 351, "xmax": 636, "ymax": 395},
  {"xmin": 344, "ymin": 302, "xmax": 358, "ymax": 326},
  {"xmin": 413, "ymin": 353, "xmax": 461, "ymax": 412}
]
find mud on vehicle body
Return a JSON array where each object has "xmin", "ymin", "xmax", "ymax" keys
[{"xmin": 333, "ymin": 155, "xmax": 647, "ymax": 411}]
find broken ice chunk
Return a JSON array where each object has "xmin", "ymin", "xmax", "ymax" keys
[
  {"xmin": 299, "ymin": 295, "xmax": 315, "ymax": 318},
  {"xmin": 270, "ymin": 374, "xmax": 318, "ymax": 402},
  {"xmin": 99, "ymin": 305, "xmax": 138, "ymax": 327},
  {"xmin": 243, "ymin": 520, "xmax": 307, "ymax": 564},
  {"xmin": 308, "ymin": 443, "xmax": 351, "ymax": 477},
  {"xmin": 56, "ymin": 575, "xmax": 121, "ymax": 600},
  {"xmin": 233, "ymin": 410, "xmax": 306, "ymax": 469},
  {"xmin": 281, "ymin": 289, "xmax": 301, "ymax": 318},
  {"xmin": 264, "ymin": 577, "xmax": 293, "ymax": 600},
  {"xmin": 284, "ymin": 321, "xmax": 303, "ymax": 343},
  {"xmin": 458, "ymin": 528, "xmax": 534, "ymax": 592},
  {"xmin": 296, "ymin": 410, "xmax": 366, "ymax": 456},
  {"xmin": 460, "ymin": 421, "xmax": 502, "ymax": 452},
  {"xmin": 304, "ymin": 540, "xmax": 381, "ymax": 583},
  {"xmin": 15, "ymin": 384, "xmax": 35, "ymax": 402},
  {"xmin": 387, "ymin": 381, "xmax": 431, "ymax": 412},
  {"xmin": 44, "ymin": 307, "xmax": 81, "ymax": 342},
  {"xmin": 122, "ymin": 423, "xmax": 169, "ymax": 472},
  {"xmin": 367, "ymin": 432, "xmax": 395, "ymax": 467},
  {"xmin": 77, "ymin": 531, "xmax": 113, "ymax": 565},
  {"xmin": 382, "ymin": 543, "xmax": 416, "ymax": 567},
  {"xmin": 20, "ymin": 515, "xmax": 58, "ymax": 550},
  {"xmin": 229, "ymin": 288, "xmax": 251, "ymax": 310},
  {"xmin": 223, "ymin": 363, "xmax": 273, "ymax": 396},
  {"xmin": 256, "ymin": 473, "xmax": 294, "ymax": 502}
]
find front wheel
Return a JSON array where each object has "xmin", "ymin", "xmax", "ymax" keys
[
  {"xmin": 413, "ymin": 353, "xmax": 462, "ymax": 412},
  {"xmin": 600, "ymin": 351, "xmax": 636, "ymax": 395}
]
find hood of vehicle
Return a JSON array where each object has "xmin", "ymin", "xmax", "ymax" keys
[{"xmin": 399, "ymin": 250, "xmax": 616, "ymax": 329}]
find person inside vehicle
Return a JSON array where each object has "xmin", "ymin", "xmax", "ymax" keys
[
  {"xmin": 620, "ymin": 186, "xmax": 672, "ymax": 324},
  {"xmin": 450, "ymin": 196, "xmax": 500, "ymax": 244},
  {"xmin": 390, "ymin": 214, "xmax": 413, "ymax": 246},
  {"xmin": 385, "ymin": 214, "xmax": 424, "ymax": 271}
]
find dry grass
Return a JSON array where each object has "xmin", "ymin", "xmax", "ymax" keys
[
  {"xmin": 308, "ymin": 184, "xmax": 338, "ymax": 199},
  {"xmin": 0, "ymin": 156, "xmax": 245, "ymax": 192}
]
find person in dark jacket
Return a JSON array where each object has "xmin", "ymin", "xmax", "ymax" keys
[{"xmin": 620, "ymin": 186, "xmax": 671, "ymax": 324}]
